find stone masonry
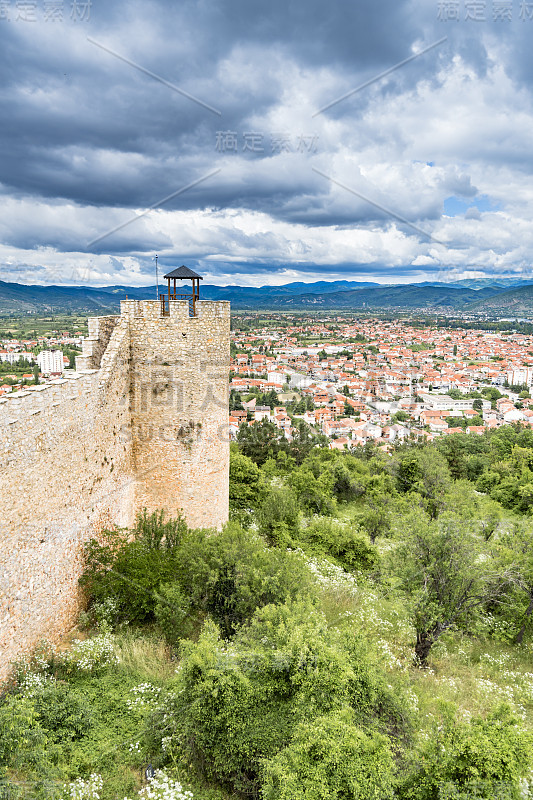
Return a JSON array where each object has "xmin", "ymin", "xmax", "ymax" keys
[{"xmin": 0, "ymin": 299, "xmax": 230, "ymax": 680}]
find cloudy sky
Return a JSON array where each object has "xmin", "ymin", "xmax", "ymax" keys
[{"xmin": 1, "ymin": 0, "xmax": 533, "ymax": 288}]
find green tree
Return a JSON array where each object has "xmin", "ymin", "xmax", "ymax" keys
[
  {"xmin": 446, "ymin": 416, "xmax": 467, "ymax": 429},
  {"xmin": 158, "ymin": 600, "xmax": 409, "ymax": 798},
  {"xmin": 80, "ymin": 514, "xmax": 185, "ymax": 624},
  {"xmin": 288, "ymin": 466, "xmax": 335, "ymax": 515},
  {"xmin": 265, "ymin": 389, "xmax": 279, "ymax": 408},
  {"xmin": 396, "ymin": 452, "xmax": 422, "ymax": 494},
  {"xmin": 230, "ymin": 390, "xmax": 244, "ymax": 411},
  {"xmin": 393, "ymin": 514, "xmax": 512, "ymax": 665},
  {"xmin": 392, "ymin": 410, "xmax": 409, "ymax": 423},
  {"xmin": 477, "ymin": 497, "xmax": 502, "ymax": 541},
  {"xmin": 258, "ymin": 486, "xmax": 300, "ymax": 546},
  {"xmin": 171, "ymin": 523, "xmax": 314, "ymax": 639},
  {"xmin": 356, "ymin": 504, "xmax": 391, "ymax": 544},
  {"xmin": 395, "ymin": 449, "xmax": 450, "ymax": 518},
  {"xmin": 229, "ymin": 447, "xmax": 262, "ymax": 518},
  {"xmin": 324, "ymin": 456, "xmax": 368, "ymax": 502},
  {"xmin": 237, "ymin": 418, "xmax": 287, "ymax": 466},
  {"xmin": 416, "ymin": 448, "xmax": 452, "ymax": 518},
  {"xmin": 497, "ymin": 523, "xmax": 533, "ymax": 644},
  {"xmin": 448, "ymin": 388, "xmax": 463, "ymax": 400},
  {"xmin": 287, "ymin": 420, "xmax": 326, "ymax": 465}
]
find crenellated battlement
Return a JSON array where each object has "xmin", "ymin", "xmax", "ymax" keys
[
  {"xmin": 0, "ymin": 372, "xmax": 97, "ymax": 426},
  {"xmin": 76, "ymin": 314, "xmax": 120, "ymax": 371},
  {"xmin": 1, "ymin": 296, "xmax": 230, "ymax": 681},
  {"xmin": 119, "ymin": 298, "xmax": 230, "ymax": 322}
]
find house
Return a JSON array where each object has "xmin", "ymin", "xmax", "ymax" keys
[{"xmin": 254, "ymin": 406, "xmax": 271, "ymax": 422}]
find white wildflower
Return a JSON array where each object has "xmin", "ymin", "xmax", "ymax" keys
[
  {"xmin": 59, "ymin": 633, "xmax": 119, "ymax": 672},
  {"xmin": 19, "ymin": 671, "xmax": 55, "ymax": 697},
  {"xmin": 59, "ymin": 774, "xmax": 103, "ymax": 800},
  {"xmin": 138, "ymin": 770, "xmax": 193, "ymax": 800},
  {"xmin": 126, "ymin": 683, "xmax": 161, "ymax": 712}
]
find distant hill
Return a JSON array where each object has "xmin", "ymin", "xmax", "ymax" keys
[
  {"xmin": 421, "ymin": 277, "xmax": 533, "ymax": 291},
  {"xmin": 0, "ymin": 281, "xmax": 125, "ymax": 313},
  {"xmin": 0, "ymin": 279, "xmax": 380, "ymax": 314},
  {"xmin": 468, "ymin": 284, "xmax": 533, "ymax": 314},
  {"xmin": 1, "ymin": 278, "xmax": 532, "ymax": 315},
  {"xmin": 265, "ymin": 284, "xmax": 503, "ymax": 310}
]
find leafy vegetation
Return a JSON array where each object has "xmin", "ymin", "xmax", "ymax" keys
[{"xmin": 5, "ymin": 423, "xmax": 533, "ymax": 798}]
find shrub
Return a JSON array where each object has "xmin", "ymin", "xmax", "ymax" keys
[
  {"xmin": 173, "ymin": 523, "xmax": 315, "ymax": 638},
  {"xmin": 81, "ymin": 516, "xmax": 315, "ymax": 642},
  {"xmin": 288, "ymin": 468, "xmax": 336, "ymax": 515},
  {"xmin": 355, "ymin": 505, "xmax": 391, "ymax": 544},
  {"xmin": 157, "ymin": 600, "xmax": 410, "ymax": 797},
  {"xmin": 93, "ymin": 597, "xmax": 121, "ymax": 631},
  {"xmin": 80, "ymin": 531, "xmax": 181, "ymax": 624},
  {"xmin": 125, "ymin": 770, "xmax": 193, "ymax": 800},
  {"xmin": 297, "ymin": 518, "xmax": 379, "ymax": 572},
  {"xmin": 31, "ymin": 682, "xmax": 95, "ymax": 743},
  {"xmin": 330, "ymin": 459, "xmax": 367, "ymax": 502},
  {"xmin": 57, "ymin": 632, "xmax": 119, "ymax": 674},
  {"xmin": 262, "ymin": 710, "xmax": 395, "ymax": 800},
  {"xmin": 154, "ymin": 582, "xmax": 195, "ymax": 647},
  {"xmin": 0, "ymin": 692, "xmax": 48, "ymax": 773},
  {"xmin": 399, "ymin": 704, "xmax": 533, "ymax": 800},
  {"xmin": 257, "ymin": 486, "xmax": 300, "ymax": 546},
  {"xmin": 59, "ymin": 774, "xmax": 103, "ymax": 800},
  {"xmin": 134, "ymin": 509, "xmax": 187, "ymax": 550}
]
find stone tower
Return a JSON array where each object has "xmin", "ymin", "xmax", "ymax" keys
[
  {"xmin": 0, "ymin": 292, "xmax": 230, "ymax": 680},
  {"xmin": 124, "ymin": 297, "xmax": 230, "ymax": 529}
]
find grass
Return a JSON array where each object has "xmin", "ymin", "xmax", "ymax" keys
[
  {"xmin": 413, "ymin": 634, "xmax": 533, "ymax": 723},
  {"xmin": 314, "ymin": 557, "xmax": 533, "ymax": 748},
  {"xmin": 112, "ymin": 629, "xmax": 176, "ymax": 681}
]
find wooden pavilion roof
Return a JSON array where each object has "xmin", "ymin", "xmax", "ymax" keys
[{"xmin": 163, "ymin": 266, "xmax": 203, "ymax": 280}]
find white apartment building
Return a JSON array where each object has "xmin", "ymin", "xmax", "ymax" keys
[
  {"xmin": 37, "ymin": 350, "xmax": 64, "ymax": 375},
  {"xmin": 420, "ymin": 393, "xmax": 491, "ymax": 412},
  {"xmin": 0, "ymin": 351, "xmax": 34, "ymax": 364},
  {"xmin": 507, "ymin": 367, "xmax": 533, "ymax": 387}
]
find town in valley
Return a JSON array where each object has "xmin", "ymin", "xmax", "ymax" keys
[
  {"xmin": 3, "ymin": 311, "xmax": 532, "ymax": 449},
  {"xmin": 229, "ymin": 314, "xmax": 533, "ymax": 448}
]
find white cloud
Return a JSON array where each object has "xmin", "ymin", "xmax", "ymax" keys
[{"xmin": 1, "ymin": 7, "xmax": 533, "ymax": 287}]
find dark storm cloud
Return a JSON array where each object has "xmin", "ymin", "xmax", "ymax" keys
[
  {"xmin": 0, "ymin": 0, "xmax": 436, "ymax": 210},
  {"xmin": 0, "ymin": 0, "xmax": 532, "ymax": 282}
]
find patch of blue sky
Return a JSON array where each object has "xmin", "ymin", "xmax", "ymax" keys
[{"xmin": 443, "ymin": 195, "xmax": 501, "ymax": 217}]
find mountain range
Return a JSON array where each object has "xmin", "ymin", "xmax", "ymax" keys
[{"xmin": 1, "ymin": 277, "xmax": 533, "ymax": 315}]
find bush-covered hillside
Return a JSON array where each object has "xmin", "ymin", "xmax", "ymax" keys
[{"xmin": 3, "ymin": 425, "xmax": 533, "ymax": 799}]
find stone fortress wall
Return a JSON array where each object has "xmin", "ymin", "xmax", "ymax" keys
[{"xmin": 0, "ymin": 299, "xmax": 230, "ymax": 680}]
